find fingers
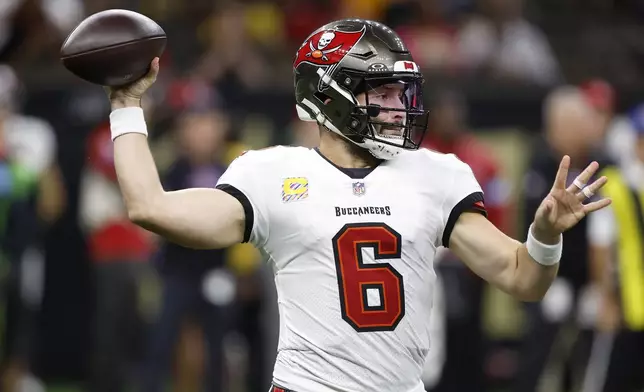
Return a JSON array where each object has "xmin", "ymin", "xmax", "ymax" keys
[
  {"xmin": 553, "ymin": 155, "xmax": 571, "ymax": 190},
  {"xmin": 146, "ymin": 57, "xmax": 160, "ymax": 81},
  {"xmin": 576, "ymin": 176, "xmax": 607, "ymax": 201},
  {"xmin": 583, "ymin": 197, "xmax": 612, "ymax": 214},
  {"xmin": 536, "ymin": 196, "xmax": 557, "ymax": 223},
  {"xmin": 567, "ymin": 161, "xmax": 599, "ymax": 193}
]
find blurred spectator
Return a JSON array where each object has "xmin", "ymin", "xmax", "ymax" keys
[
  {"xmin": 278, "ymin": 0, "xmax": 333, "ymax": 48},
  {"xmin": 79, "ymin": 119, "xmax": 156, "ymax": 392},
  {"xmin": 0, "ymin": 63, "xmax": 63, "ymax": 392},
  {"xmin": 195, "ymin": 3, "xmax": 278, "ymax": 93},
  {"xmin": 0, "ymin": 0, "xmax": 83, "ymax": 64},
  {"xmin": 336, "ymin": 0, "xmax": 388, "ymax": 20},
  {"xmin": 512, "ymin": 86, "xmax": 607, "ymax": 392},
  {"xmin": 393, "ymin": 0, "xmax": 461, "ymax": 73},
  {"xmin": 141, "ymin": 106, "xmax": 236, "ymax": 392},
  {"xmin": 423, "ymin": 89, "xmax": 511, "ymax": 233},
  {"xmin": 580, "ymin": 79, "xmax": 615, "ymax": 142},
  {"xmin": 581, "ymin": 79, "xmax": 638, "ymax": 170},
  {"xmin": 227, "ymin": 244, "xmax": 272, "ymax": 392},
  {"xmin": 584, "ymin": 103, "xmax": 644, "ymax": 392},
  {"xmin": 0, "ymin": 0, "xmax": 23, "ymax": 58},
  {"xmin": 456, "ymin": 0, "xmax": 562, "ymax": 86},
  {"xmin": 422, "ymin": 88, "xmax": 510, "ymax": 392},
  {"xmin": 0, "ymin": 64, "xmax": 64, "ymax": 227},
  {"xmin": 0, "ymin": 131, "xmax": 42, "ymax": 392}
]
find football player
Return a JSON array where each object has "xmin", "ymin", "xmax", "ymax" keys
[{"xmin": 105, "ymin": 19, "xmax": 611, "ymax": 392}]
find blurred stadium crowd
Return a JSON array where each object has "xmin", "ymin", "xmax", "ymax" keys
[{"xmin": 1, "ymin": 0, "xmax": 644, "ymax": 391}]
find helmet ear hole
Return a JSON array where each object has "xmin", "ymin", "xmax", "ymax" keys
[
  {"xmin": 315, "ymin": 92, "xmax": 343, "ymax": 118},
  {"xmin": 314, "ymin": 91, "xmax": 332, "ymax": 105}
]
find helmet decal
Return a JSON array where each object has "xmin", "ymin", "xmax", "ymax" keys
[{"xmin": 294, "ymin": 26, "xmax": 366, "ymax": 71}]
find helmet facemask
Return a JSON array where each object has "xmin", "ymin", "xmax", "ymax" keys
[{"xmin": 349, "ymin": 76, "xmax": 428, "ymax": 155}]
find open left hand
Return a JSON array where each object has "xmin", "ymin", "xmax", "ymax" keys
[{"xmin": 532, "ymin": 156, "xmax": 612, "ymax": 242}]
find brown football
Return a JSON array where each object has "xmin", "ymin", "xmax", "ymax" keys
[{"xmin": 60, "ymin": 9, "xmax": 166, "ymax": 87}]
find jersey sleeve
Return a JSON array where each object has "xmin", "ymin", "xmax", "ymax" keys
[
  {"xmin": 440, "ymin": 155, "xmax": 487, "ymax": 248},
  {"xmin": 215, "ymin": 151, "xmax": 269, "ymax": 248}
]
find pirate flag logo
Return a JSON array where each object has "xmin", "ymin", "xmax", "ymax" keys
[{"xmin": 294, "ymin": 26, "xmax": 366, "ymax": 69}]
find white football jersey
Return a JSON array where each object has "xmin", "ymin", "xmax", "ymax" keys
[{"xmin": 216, "ymin": 146, "xmax": 485, "ymax": 392}]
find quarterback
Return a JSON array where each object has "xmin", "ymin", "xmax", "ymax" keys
[{"xmin": 105, "ymin": 19, "xmax": 610, "ymax": 392}]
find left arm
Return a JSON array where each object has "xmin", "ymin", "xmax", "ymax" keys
[
  {"xmin": 449, "ymin": 212, "xmax": 558, "ymax": 301},
  {"xmin": 449, "ymin": 156, "xmax": 610, "ymax": 302}
]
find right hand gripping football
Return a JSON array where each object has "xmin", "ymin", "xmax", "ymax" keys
[{"xmin": 105, "ymin": 57, "xmax": 160, "ymax": 107}]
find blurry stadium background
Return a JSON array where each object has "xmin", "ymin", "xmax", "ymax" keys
[{"xmin": 0, "ymin": 0, "xmax": 643, "ymax": 391}]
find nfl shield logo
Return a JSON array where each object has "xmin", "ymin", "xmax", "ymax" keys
[{"xmin": 352, "ymin": 181, "xmax": 366, "ymax": 196}]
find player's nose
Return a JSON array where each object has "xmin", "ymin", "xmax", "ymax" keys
[
  {"xmin": 392, "ymin": 96, "xmax": 405, "ymax": 111},
  {"xmin": 391, "ymin": 108, "xmax": 405, "ymax": 124}
]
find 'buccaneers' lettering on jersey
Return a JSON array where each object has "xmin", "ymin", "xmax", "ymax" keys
[{"xmin": 216, "ymin": 146, "xmax": 485, "ymax": 392}]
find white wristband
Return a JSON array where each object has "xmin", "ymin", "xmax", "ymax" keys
[
  {"xmin": 109, "ymin": 107, "xmax": 148, "ymax": 141},
  {"xmin": 526, "ymin": 224, "xmax": 562, "ymax": 266}
]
